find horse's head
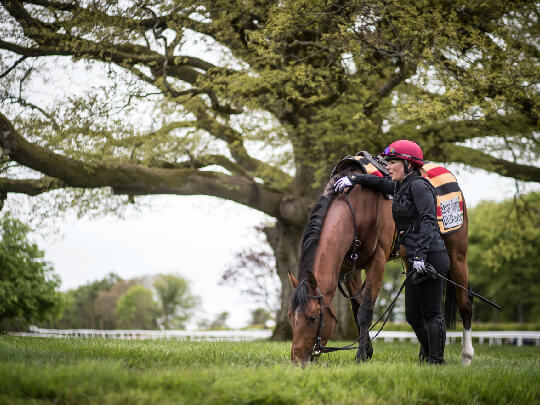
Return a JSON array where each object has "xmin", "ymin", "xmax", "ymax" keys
[{"xmin": 288, "ymin": 271, "xmax": 338, "ymax": 366}]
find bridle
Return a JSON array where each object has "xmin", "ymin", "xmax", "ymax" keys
[{"xmin": 306, "ymin": 286, "xmax": 338, "ymax": 361}]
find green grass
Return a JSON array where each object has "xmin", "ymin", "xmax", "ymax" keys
[{"xmin": 0, "ymin": 336, "xmax": 538, "ymax": 404}]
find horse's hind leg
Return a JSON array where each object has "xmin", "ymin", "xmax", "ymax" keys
[{"xmin": 449, "ymin": 252, "xmax": 474, "ymax": 366}]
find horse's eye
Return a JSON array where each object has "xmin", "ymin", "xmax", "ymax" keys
[{"xmin": 308, "ymin": 314, "xmax": 318, "ymax": 324}]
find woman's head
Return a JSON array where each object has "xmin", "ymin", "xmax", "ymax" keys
[{"xmin": 381, "ymin": 140, "xmax": 424, "ymax": 181}]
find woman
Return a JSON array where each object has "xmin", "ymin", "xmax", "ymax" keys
[{"xmin": 334, "ymin": 140, "xmax": 448, "ymax": 364}]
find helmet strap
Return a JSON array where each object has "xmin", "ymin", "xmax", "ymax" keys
[{"xmin": 403, "ymin": 160, "xmax": 412, "ymax": 174}]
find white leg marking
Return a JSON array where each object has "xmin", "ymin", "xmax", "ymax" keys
[{"xmin": 461, "ymin": 328, "xmax": 474, "ymax": 366}]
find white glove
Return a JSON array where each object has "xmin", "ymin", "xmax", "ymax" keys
[
  {"xmin": 412, "ymin": 260, "xmax": 426, "ymax": 275},
  {"xmin": 334, "ymin": 176, "xmax": 353, "ymax": 194}
]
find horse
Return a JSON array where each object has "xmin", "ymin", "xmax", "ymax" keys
[{"xmin": 288, "ymin": 162, "xmax": 474, "ymax": 366}]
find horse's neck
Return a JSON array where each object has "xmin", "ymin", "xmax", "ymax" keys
[{"xmin": 312, "ymin": 194, "xmax": 359, "ymax": 297}]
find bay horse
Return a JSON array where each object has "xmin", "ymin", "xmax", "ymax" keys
[{"xmin": 288, "ymin": 164, "xmax": 474, "ymax": 366}]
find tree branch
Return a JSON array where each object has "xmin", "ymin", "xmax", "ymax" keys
[
  {"xmin": 0, "ymin": 111, "xmax": 284, "ymax": 217},
  {"xmin": 389, "ymin": 113, "xmax": 536, "ymax": 144},
  {"xmin": 430, "ymin": 143, "xmax": 540, "ymax": 183},
  {"xmin": 0, "ymin": 176, "xmax": 65, "ymax": 195}
]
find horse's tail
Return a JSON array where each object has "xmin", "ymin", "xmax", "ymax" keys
[{"xmin": 443, "ymin": 276, "xmax": 457, "ymax": 329}]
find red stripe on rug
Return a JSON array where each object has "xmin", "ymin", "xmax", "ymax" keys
[{"xmin": 426, "ymin": 166, "xmax": 450, "ymax": 178}]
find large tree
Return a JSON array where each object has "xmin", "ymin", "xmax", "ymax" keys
[{"xmin": 0, "ymin": 1, "xmax": 538, "ymax": 338}]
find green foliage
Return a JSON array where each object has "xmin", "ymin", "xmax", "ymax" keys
[
  {"xmin": 153, "ymin": 274, "xmax": 199, "ymax": 330},
  {"xmin": 468, "ymin": 192, "xmax": 540, "ymax": 323},
  {"xmin": 249, "ymin": 308, "xmax": 273, "ymax": 327},
  {"xmin": 375, "ymin": 259, "xmax": 407, "ymax": 322},
  {"xmin": 0, "ymin": 337, "xmax": 538, "ymax": 404},
  {"xmin": 48, "ymin": 273, "xmax": 198, "ymax": 330},
  {"xmin": 116, "ymin": 285, "xmax": 160, "ymax": 329},
  {"xmin": 1, "ymin": 0, "xmax": 538, "ymax": 209},
  {"xmin": 0, "ymin": 215, "xmax": 62, "ymax": 329},
  {"xmin": 50, "ymin": 273, "xmax": 123, "ymax": 329},
  {"xmin": 205, "ymin": 312, "xmax": 230, "ymax": 330}
]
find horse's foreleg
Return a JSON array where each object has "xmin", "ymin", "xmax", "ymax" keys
[
  {"xmin": 449, "ymin": 253, "xmax": 474, "ymax": 366},
  {"xmin": 354, "ymin": 252, "xmax": 385, "ymax": 363}
]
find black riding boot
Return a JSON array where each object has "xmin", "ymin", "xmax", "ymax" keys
[
  {"xmin": 413, "ymin": 324, "xmax": 429, "ymax": 362},
  {"xmin": 426, "ymin": 315, "xmax": 446, "ymax": 364}
]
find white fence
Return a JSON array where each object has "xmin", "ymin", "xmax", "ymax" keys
[
  {"xmin": 8, "ymin": 327, "xmax": 540, "ymax": 346},
  {"xmin": 9, "ymin": 326, "xmax": 273, "ymax": 342}
]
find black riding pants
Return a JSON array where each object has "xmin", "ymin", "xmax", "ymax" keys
[{"xmin": 405, "ymin": 250, "xmax": 450, "ymax": 328}]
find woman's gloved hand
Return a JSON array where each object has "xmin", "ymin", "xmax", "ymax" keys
[
  {"xmin": 412, "ymin": 259, "xmax": 427, "ymax": 275},
  {"xmin": 334, "ymin": 176, "xmax": 354, "ymax": 194},
  {"xmin": 334, "ymin": 173, "xmax": 371, "ymax": 194}
]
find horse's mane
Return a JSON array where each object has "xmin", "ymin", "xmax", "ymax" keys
[{"xmin": 290, "ymin": 192, "xmax": 334, "ymax": 313}]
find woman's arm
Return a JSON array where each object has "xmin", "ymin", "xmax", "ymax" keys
[
  {"xmin": 337, "ymin": 173, "xmax": 396, "ymax": 195},
  {"xmin": 410, "ymin": 179, "xmax": 438, "ymax": 261}
]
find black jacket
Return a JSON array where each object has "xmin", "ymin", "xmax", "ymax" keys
[{"xmin": 350, "ymin": 172, "xmax": 446, "ymax": 261}]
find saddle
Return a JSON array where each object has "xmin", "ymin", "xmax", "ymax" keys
[{"xmin": 330, "ymin": 151, "xmax": 388, "ymax": 178}]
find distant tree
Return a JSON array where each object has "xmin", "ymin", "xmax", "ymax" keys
[
  {"xmin": 249, "ymin": 308, "xmax": 273, "ymax": 328},
  {"xmin": 94, "ymin": 279, "xmax": 137, "ymax": 329},
  {"xmin": 52, "ymin": 273, "xmax": 121, "ymax": 329},
  {"xmin": 209, "ymin": 312, "xmax": 230, "ymax": 330},
  {"xmin": 468, "ymin": 192, "xmax": 540, "ymax": 323},
  {"xmin": 153, "ymin": 274, "xmax": 199, "ymax": 329},
  {"xmin": 116, "ymin": 285, "xmax": 159, "ymax": 329},
  {"xmin": 0, "ymin": 215, "xmax": 62, "ymax": 330}
]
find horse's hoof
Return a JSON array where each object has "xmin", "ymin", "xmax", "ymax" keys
[
  {"xmin": 355, "ymin": 349, "xmax": 367, "ymax": 363},
  {"xmin": 366, "ymin": 342, "xmax": 374, "ymax": 359},
  {"xmin": 461, "ymin": 356, "xmax": 472, "ymax": 366}
]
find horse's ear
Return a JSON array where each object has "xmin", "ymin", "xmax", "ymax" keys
[
  {"xmin": 288, "ymin": 270, "xmax": 299, "ymax": 288},
  {"xmin": 306, "ymin": 271, "xmax": 318, "ymax": 290}
]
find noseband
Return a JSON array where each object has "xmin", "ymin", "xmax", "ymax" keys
[{"xmin": 307, "ymin": 287, "xmax": 339, "ymax": 361}]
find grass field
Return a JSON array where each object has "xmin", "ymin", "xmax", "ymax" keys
[{"xmin": 0, "ymin": 336, "xmax": 538, "ymax": 404}]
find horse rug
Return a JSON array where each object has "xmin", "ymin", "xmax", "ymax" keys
[{"xmin": 420, "ymin": 162, "xmax": 464, "ymax": 234}]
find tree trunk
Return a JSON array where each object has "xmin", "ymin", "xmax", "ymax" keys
[{"xmin": 263, "ymin": 221, "xmax": 301, "ymax": 341}]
